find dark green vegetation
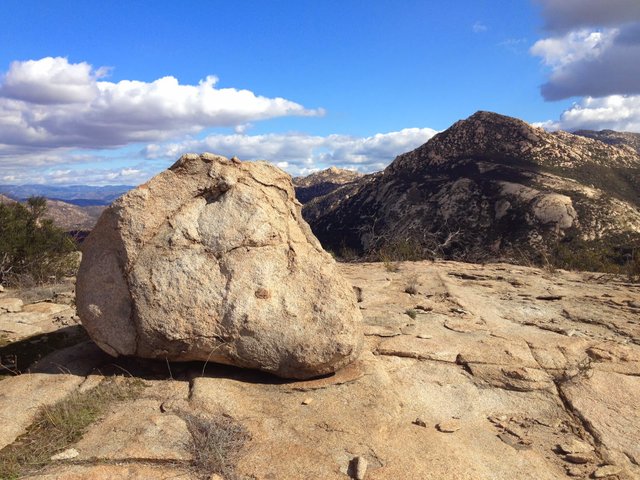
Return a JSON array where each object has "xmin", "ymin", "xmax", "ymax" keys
[
  {"xmin": 549, "ymin": 231, "xmax": 640, "ymax": 279},
  {"xmin": 0, "ymin": 377, "xmax": 145, "ymax": 480},
  {"xmin": 0, "ymin": 197, "xmax": 78, "ymax": 286}
]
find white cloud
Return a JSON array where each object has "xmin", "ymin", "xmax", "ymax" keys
[
  {"xmin": 143, "ymin": 128, "xmax": 438, "ymax": 176},
  {"xmin": 472, "ymin": 22, "xmax": 488, "ymax": 34},
  {"xmin": 531, "ymin": 29, "xmax": 613, "ymax": 68},
  {"xmin": 0, "ymin": 127, "xmax": 438, "ymax": 185},
  {"xmin": 538, "ymin": 95, "xmax": 640, "ymax": 132},
  {"xmin": 0, "ymin": 57, "xmax": 322, "ymax": 154},
  {"xmin": 0, "ymin": 164, "xmax": 153, "ymax": 186}
]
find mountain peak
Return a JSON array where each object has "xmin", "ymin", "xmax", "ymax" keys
[{"xmin": 388, "ymin": 111, "xmax": 639, "ymax": 175}]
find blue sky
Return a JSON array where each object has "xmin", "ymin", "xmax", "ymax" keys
[{"xmin": 1, "ymin": 0, "xmax": 639, "ymax": 185}]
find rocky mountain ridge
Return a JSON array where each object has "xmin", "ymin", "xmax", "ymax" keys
[
  {"xmin": 304, "ymin": 111, "xmax": 640, "ymax": 265},
  {"xmin": 293, "ymin": 166, "xmax": 363, "ymax": 204},
  {"xmin": 574, "ymin": 129, "xmax": 640, "ymax": 155}
]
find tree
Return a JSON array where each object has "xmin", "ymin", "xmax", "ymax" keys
[{"xmin": 0, "ymin": 197, "xmax": 77, "ymax": 285}]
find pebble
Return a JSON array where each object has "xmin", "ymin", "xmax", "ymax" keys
[
  {"xmin": 352, "ymin": 455, "xmax": 368, "ymax": 480},
  {"xmin": 415, "ymin": 305, "xmax": 433, "ymax": 312},
  {"xmin": 564, "ymin": 453, "xmax": 592, "ymax": 464},
  {"xmin": 593, "ymin": 465, "xmax": 622, "ymax": 478},
  {"xmin": 417, "ymin": 334, "xmax": 433, "ymax": 339},
  {"xmin": 558, "ymin": 438, "xmax": 593, "ymax": 455},
  {"xmin": 413, "ymin": 418, "xmax": 427, "ymax": 427},
  {"xmin": 436, "ymin": 419, "xmax": 461, "ymax": 433},
  {"xmin": 302, "ymin": 397, "xmax": 313, "ymax": 405},
  {"xmin": 51, "ymin": 448, "xmax": 79, "ymax": 460},
  {"xmin": 566, "ymin": 466, "xmax": 583, "ymax": 477}
]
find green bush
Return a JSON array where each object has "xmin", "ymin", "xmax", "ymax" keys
[
  {"xmin": 549, "ymin": 232, "xmax": 640, "ymax": 280},
  {"xmin": 0, "ymin": 197, "xmax": 77, "ymax": 286}
]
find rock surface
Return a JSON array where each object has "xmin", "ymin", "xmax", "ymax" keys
[
  {"xmin": 76, "ymin": 153, "xmax": 362, "ymax": 379},
  {"xmin": 2, "ymin": 260, "xmax": 639, "ymax": 479}
]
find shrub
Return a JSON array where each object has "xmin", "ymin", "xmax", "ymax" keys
[
  {"xmin": 182, "ymin": 412, "xmax": 250, "ymax": 480},
  {"xmin": 0, "ymin": 197, "xmax": 77, "ymax": 286},
  {"xmin": 549, "ymin": 232, "xmax": 640, "ymax": 279}
]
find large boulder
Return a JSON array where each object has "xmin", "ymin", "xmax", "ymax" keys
[{"xmin": 76, "ymin": 153, "xmax": 363, "ymax": 379}]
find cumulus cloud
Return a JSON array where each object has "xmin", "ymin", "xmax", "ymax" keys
[
  {"xmin": 0, "ymin": 57, "xmax": 322, "ymax": 154},
  {"xmin": 145, "ymin": 128, "xmax": 438, "ymax": 176},
  {"xmin": 538, "ymin": 95, "xmax": 640, "ymax": 132},
  {"xmin": 531, "ymin": 28, "xmax": 640, "ymax": 100},
  {"xmin": 0, "ymin": 128, "xmax": 437, "ymax": 185},
  {"xmin": 536, "ymin": 0, "xmax": 640, "ymax": 33}
]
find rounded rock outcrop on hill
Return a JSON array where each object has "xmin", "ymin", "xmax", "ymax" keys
[{"xmin": 76, "ymin": 153, "xmax": 363, "ymax": 379}]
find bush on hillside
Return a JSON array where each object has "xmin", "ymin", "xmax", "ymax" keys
[
  {"xmin": 0, "ymin": 197, "xmax": 78, "ymax": 286},
  {"xmin": 550, "ymin": 232, "xmax": 640, "ymax": 280}
]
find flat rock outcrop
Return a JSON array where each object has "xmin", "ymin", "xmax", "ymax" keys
[
  {"xmin": 76, "ymin": 153, "xmax": 362, "ymax": 379},
  {"xmin": 3, "ymin": 260, "xmax": 640, "ymax": 479}
]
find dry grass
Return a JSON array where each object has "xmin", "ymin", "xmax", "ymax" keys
[
  {"xmin": 383, "ymin": 259, "xmax": 401, "ymax": 272},
  {"xmin": 182, "ymin": 412, "xmax": 250, "ymax": 480},
  {"xmin": 404, "ymin": 275, "xmax": 420, "ymax": 295},
  {"xmin": 0, "ymin": 377, "xmax": 145, "ymax": 479}
]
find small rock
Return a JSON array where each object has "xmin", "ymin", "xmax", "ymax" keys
[
  {"xmin": 558, "ymin": 438, "xmax": 593, "ymax": 455},
  {"xmin": 536, "ymin": 295, "xmax": 563, "ymax": 301},
  {"xmin": 416, "ymin": 334, "xmax": 433, "ymax": 339},
  {"xmin": 497, "ymin": 433, "xmax": 530, "ymax": 450},
  {"xmin": 593, "ymin": 465, "xmax": 622, "ymax": 478},
  {"xmin": 302, "ymin": 397, "xmax": 313, "ymax": 405},
  {"xmin": 0, "ymin": 297, "xmax": 23, "ymax": 313},
  {"xmin": 351, "ymin": 455, "xmax": 368, "ymax": 480},
  {"xmin": 413, "ymin": 418, "xmax": 427, "ymax": 427},
  {"xmin": 565, "ymin": 466, "xmax": 583, "ymax": 477},
  {"xmin": 0, "ymin": 284, "xmax": 4, "ymax": 292},
  {"xmin": 209, "ymin": 474, "xmax": 225, "ymax": 480},
  {"xmin": 415, "ymin": 305, "xmax": 433, "ymax": 312},
  {"xmin": 51, "ymin": 448, "xmax": 79, "ymax": 460},
  {"xmin": 564, "ymin": 453, "xmax": 593, "ymax": 464},
  {"xmin": 436, "ymin": 419, "xmax": 461, "ymax": 433}
]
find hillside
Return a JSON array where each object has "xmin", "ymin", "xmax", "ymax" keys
[
  {"xmin": 574, "ymin": 129, "xmax": 640, "ymax": 155},
  {"xmin": 0, "ymin": 194, "xmax": 103, "ymax": 232},
  {"xmin": 305, "ymin": 111, "xmax": 640, "ymax": 266},
  {"xmin": 293, "ymin": 167, "xmax": 363, "ymax": 204}
]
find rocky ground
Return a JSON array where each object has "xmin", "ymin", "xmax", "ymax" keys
[{"xmin": 1, "ymin": 260, "xmax": 639, "ymax": 479}]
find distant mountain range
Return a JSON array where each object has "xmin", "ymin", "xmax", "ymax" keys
[
  {"xmin": 0, "ymin": 184, "xmax": 133, "ymax": 206},
  {"xmin": 296, "ymin": 111, "xmax": 640, "ymax": 267}
]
